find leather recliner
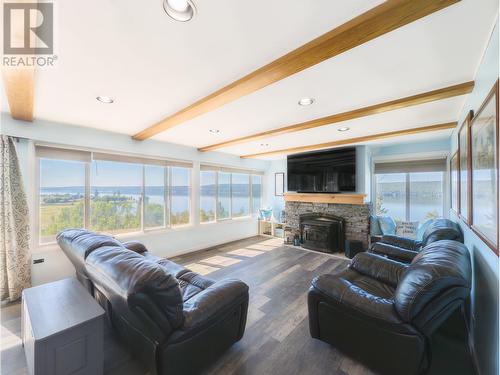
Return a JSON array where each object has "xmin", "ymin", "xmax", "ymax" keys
[
  {"xmin": 369, "ymin": 218, "xmax": 463, "ymax": 263},
  {"xmin": 57, "ymin": 229, "xmax": 249, "ymax": 375},
  {"xmin": 308, "ymin": 239, "xmax": 471, "ymax": 375}
]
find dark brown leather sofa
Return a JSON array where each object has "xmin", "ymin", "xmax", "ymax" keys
[
  {"xmin": 57, "ymin": 229, "xmax": 249, "ymax": 375},
  {"xmin": 369, "ymin": 218, "xmax": 463, "ymax": 263},
  {"xmin": 308, "ymin": 239, "xmax": 471, "ymax": 375}
]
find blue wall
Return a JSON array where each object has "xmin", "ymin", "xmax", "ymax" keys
[{"xmin": 450, "ymin": 19, "xmax": 499, "ymax": 375}]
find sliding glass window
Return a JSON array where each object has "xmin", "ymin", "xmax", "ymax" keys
[{"xmin": 374, "ymin": 159, "xmax": 446, "ymax": 225}]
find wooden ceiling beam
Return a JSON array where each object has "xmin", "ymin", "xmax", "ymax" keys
[
  {"xmin": 240, "ymin": 122, "xmax": 457, "ymax": 159},
  {"xmin": 199, "ymin": 81, "xmax": 474, "ymax": 151},
  {"xmin": 2, "ymin": 68, "xmax": 34, "ymax": 121},
  {"xmin": 2, "ymin": 0, "xmax": 36, "ymax": 122},
  {"xmin": 133, "ymin": 0, "xmax": 460, "ymax": 141}
]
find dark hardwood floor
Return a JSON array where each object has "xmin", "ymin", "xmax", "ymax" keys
[{"xmin": 1, "ymin": 236, "xmax": 474, "ymax": 375}]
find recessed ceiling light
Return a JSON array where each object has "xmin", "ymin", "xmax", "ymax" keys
[
  {"xmin": 260, "ymin": 143, "xmax": 270, "ymax": 147},
  {"xmin": 163, "ymin": 0, "xmax": 196, "ymax": 22},
  {"xmin": 96, "ymin": 96, "xmax": 114, "ymax": 104},
  {"xmin": 338, "ymin": 127, "xmax": 350, "ymax": 132},
  {"xmin": 209, "ymin": 129, "xmax": 220, "ymax": 134},
  {"xmin": 298, "ymin": 97, "xmax": 314, "ymax": 106}
]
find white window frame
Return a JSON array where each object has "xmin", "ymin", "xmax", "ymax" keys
[
  {"xmin": 199, "ymin": 167, "xmax": 264, "ymax": 224},
  {"xmin": 371, "ymin": 153, "xmax": 449, "ymax": 222},
  {"xmin": 35, "ymin": 145, "xmax": 193, "ymax": 246}
]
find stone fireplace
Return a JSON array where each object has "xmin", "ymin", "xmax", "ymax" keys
[{"xmin": 285, "ymin": 201, "xmax": 372, "ymax": 250}]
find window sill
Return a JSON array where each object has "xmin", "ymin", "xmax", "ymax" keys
[{"xmin": 200, "ymin": 216, "xmax": 256, "ymax": 225}]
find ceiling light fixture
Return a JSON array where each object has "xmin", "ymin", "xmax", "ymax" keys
[
  {"xmin": 163, "ymin": 0, "xmax": 196, "ymax": 22},
  {"xmin": 96, "ymin": 96, "xmax": 114, "ymax": 104},
  {"xmin": 298, "ymin": 97, "xmax": 314, "ymax": 106},
  {"xmin": 338, "ymin": 127, "xmax": 350, "ymax": 132},
  {"xmin": 209, "ymin": 129, "xmax": 220, "ymax": 134}
]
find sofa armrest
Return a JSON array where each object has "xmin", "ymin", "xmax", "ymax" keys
[
  {"xmin": 310, "ymin": 274, "xmax": 403, "ymax": 326},
  {"xmin": 380, "ymin": 235, "xmax": 422, "ymax": 251},
  {"xmin": 350, "ymin": 253, "xmax": 407, "ymax": 287},
  {"xmin": 369, "ymin": 242, "xmax": 418, "ymax": 263},
  {"xmin": 182, "ymin": 279, "xmax": 249, "ymax": 329}
]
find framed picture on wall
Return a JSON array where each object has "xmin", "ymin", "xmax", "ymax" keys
[
  {"xmin": 275, "ymin": 172, "xmax": 285, "ymax": 196},
  {"xmin": 458, "ymin": 111, "xmax": 473, "ymax": 224},
  {"xmin": 450, "ymin": 151, "xmax": 459, "ymax": 214},
  {"xmin": 471, "ymin": 80, "xmax": 499, "ymax": 254}
]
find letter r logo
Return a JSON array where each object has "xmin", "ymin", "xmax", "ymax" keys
[{"xmin": 3, "ymin": 3, "xmax": 53, "ymax": 55}]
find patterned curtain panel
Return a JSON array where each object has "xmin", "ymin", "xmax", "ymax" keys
[{"xmin": 0, "ymin": 136, "xmax": 31, "ymax": 301}]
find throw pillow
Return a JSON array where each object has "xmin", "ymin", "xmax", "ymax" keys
[
  {"xmin": 370, "ymin": 215, "xmax": 383, "ymax": 236},
  {"xmin": 378, "ymin": 216, "xmax": 397, "ymax": 235},
  {"xmin": 395, "ymin": 221, "xmax": 419, "ymax": 239}
]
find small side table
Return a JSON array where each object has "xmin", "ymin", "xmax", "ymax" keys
[
  {"xmin": 258, "ymin": 220, "xmax": 285, "ymax": 238},
  {"xmin": 22, "ymin": 278, "xmax": 105, "ymax": 375}
]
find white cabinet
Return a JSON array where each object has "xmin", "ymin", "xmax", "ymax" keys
[{"xmin": 22, "ymin": 278, "xmax": 105, "ymax": 375}]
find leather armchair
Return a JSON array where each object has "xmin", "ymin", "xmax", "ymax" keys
[
  {"xmin": 57, "ymin": 229, "xmax": 249, "ymax": 375},
  {"xmin": 369, "ymin": 218, "xmax": 463, "ymax": 263},
  {"xmin": 308, "ymin": 239, "xmax": 471, "ymax": 375}
]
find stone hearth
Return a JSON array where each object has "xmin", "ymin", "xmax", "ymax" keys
[{"xmin": 285, "ymin": 201, "xmax": 372, "ymax": 249}]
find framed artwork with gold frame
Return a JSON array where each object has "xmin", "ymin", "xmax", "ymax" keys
[{"xmin": 470, "ymin": 80, "xmax": 499, "ymax": 255}]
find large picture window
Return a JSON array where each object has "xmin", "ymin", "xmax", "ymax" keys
[
  {"xmin": 200, "ymin": 170, "xmax": 216, "ymax": 223},
  {"xmin": 374, "ymin": 159, "xmax": 446, "ymax": 225},
  {"xmin": 218, "ymin": 172, "xmax": 231, "ymax": 220},
  {"xmin": 36, "ymin": 146, "xmax": 192, "ymax": 244},
  {"xmin": 39, "ymin": 158, "xmax": 86, "ymax": 244},
  {"xmin": 200, "ymin": 166, "xmax": 263, "ymax": 222},
  {"xmin": 231, "ymin": 173, "xmax": 250, "ymax": 218},
  {"xmin": 90, "ymin": 160, "xmax": 142, "ymax": 234},
  {"xmin": 145, "ymin": 165, "xmax": 167, "ymax": 229},
  {"xmin": 171, "ymin": 167, "xmax": 191, "ymax": 226}
]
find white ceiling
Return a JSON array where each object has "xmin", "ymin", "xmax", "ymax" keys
[{"xmin": 2, "ymin": 0, "xmax": 498, "ymax": 158}]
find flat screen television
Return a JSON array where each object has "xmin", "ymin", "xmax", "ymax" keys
[{"xmin": 287, "ymin": 147, "xmax": 356, "ymax": 193}]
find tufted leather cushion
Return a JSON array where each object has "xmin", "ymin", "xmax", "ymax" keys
[
  {"xmin": 394, "ymin": 240, "xmax": 471, "ymax": 323},
  {"xmin": 57, "ymin": 229, "xmax": 124, "ymax": 289},
  {"xmin": 421, "ymin": 218, "xmax": 463, "ymax": 246},
  {"xmin": 350, "ymin": 252, "xmax": 407, "ymax": 287},
  {"xmin": 57, "ymin": 228, "xmax": 123, "ymax": 260},
  {"xmin": 370, "ymin": 242, "xmax": 419, "ymax": 263},
  {"xmin": 85, "ymin": 246, "xmax": 184, "ymax": 333}
]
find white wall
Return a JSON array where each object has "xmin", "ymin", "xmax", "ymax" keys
[
  {"xmin": 1, "ymin": 115, "xmax": 270, "ymax": 286},
  {"xmin": 265, "ymin": 159, "xmax": 287, "ymax": 220},
  {"xmin": 449, "ymin": 19, "xmax": 499, "ymax": 375}
]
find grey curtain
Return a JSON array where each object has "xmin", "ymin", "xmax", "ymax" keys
[{"xmin": 1, "ymin": 136, "xmax": 31, "ymax": 301}]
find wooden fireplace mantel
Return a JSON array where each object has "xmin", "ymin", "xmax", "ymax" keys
[{"xmin": 283, "ymin": 193, "xmax": 366, "ymax": 205}]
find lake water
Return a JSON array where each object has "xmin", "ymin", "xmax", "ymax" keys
[{"xmin": 41, "ymin": 186, "xmax": 252, "ymax": 214}]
